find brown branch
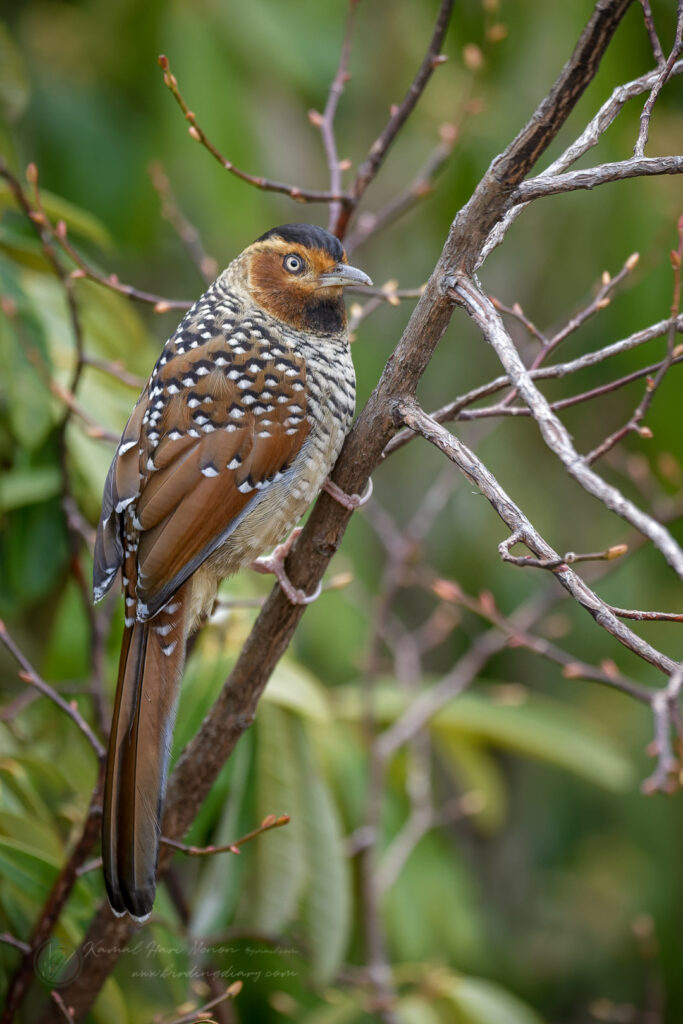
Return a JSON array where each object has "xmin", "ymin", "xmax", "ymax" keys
[
  {"xmin": 642, "ymin": 666, "xmax": 683, "ymax": 793},
  {"xmin": 586, "ymin": 216, "xmax": 683, "ymax": 464},
  {"xmin": 0, "ymin": 935, "xmax": 31, "ymax": 956},
  {"xmin": 608, "ymin": 606, "xmax": 683, "ymax": 623},
  {"xmin": 499, "ymin": 543, "xmax": 629, "ymax": 570},
  {"xmin": 158, "ymin": 54, "xmax": 346, "ymax": 205},
  {"xmin": 345, "ymin": 124, "xmax": 458, "ymax": 253},
  {"xmin": 49, "ymin": 993, "xmax": 74, "ymax": 1024}
]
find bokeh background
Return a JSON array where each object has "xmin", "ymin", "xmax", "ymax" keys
[{"xmin": 1, "ymin": 1, "xmax": 682, "ymax": 1022}]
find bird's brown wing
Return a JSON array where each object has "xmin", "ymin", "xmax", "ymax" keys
[{"xmin": 94, "ymin": 333, "xmax": 309, "ymax": 618}]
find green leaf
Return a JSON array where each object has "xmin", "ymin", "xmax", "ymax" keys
[
  {"xmin": 396, "ymin": 995, "xmax": 449, "ymax": 1024},
  {"xmin": 334, "ymin": 683, "xmax": 633, "ymax": 791},
  {"xmin": 438, "ymin": 975, "xmax": 546, "ymax": 1024},
  {"xmin": 431, "ymin": 689, "xmax": 634, "ymax": 792},
  {"xmin": 91, "ymin": 977, "xmax": 130, "ymax": 1024},
  {"xmin": 234, "ymin": 703, "xmax": 306, "ymax": 932},
  {"xmin": 263, "ymin": 658, "xmax": 331, "ymax": 723},
  {"xmin": 293, "ymin": 717, "xmax": 351, "ymax": 984},
  {"xmin": 42, "ymin": 577, "xmax": 91, "ymax": 682},
  {"xmin": 0, "ymin": 836, "xmax": 60, "ymax": 902},
  {"xmin": 0, "ymin": 466, "xmax": 61, "ymax": 511},
  {"xmin": 0, "ymin": 182, "xmax": 111, "ymax": 248},
  {"xmin": 0, "ymin": 23, "xmax": 29, "ymax": 122},
  {"xmin": 0, "ymin": 810, "xmax": 63, "ymax": 860},
  {"xmin": 190, "ymin": 738, "xmax": 253, "ymax": 935},
  {"xmin": 0, "ymin": 260, "xmax": 56, "ymax": 450},
  {"xmin": 433, "ymin": 737, "xmax": 507, "ymax": 834}
]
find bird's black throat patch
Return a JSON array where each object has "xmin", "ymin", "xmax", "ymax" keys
[{"xmin": 301, "ymin": 294, "xmax": 346, "ymax": 335}]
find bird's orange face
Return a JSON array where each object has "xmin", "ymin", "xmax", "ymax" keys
[{"xmin": 245, "ymin": 225, "xmax": 371, "ymax": 334}]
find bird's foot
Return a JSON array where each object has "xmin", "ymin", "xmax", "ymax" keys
[
  {"xmin": 323, "ymin": 475, "xmax": 373, "ymax": 510},
  {"xmin": 250, "ymin": 528, "xmax": 322, "ymax": 605}
]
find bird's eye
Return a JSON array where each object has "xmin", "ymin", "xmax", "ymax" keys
[{"xmin": 283, "ymin": 253, "xmax": 305, "ymax": 274}]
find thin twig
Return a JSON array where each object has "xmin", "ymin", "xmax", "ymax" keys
[
  {"xmin": 158, "ymin": 55, "xmax": 346, "ymax": 205},
  {"xmin": 164, "ymin": 982, "xmax": 243, "ymax": 1024},
  {"xmin": 637, "ymin": 0, "xmax": 665, "ymax": 64},
  {"xmin": 338, "ymin": 0, "xmax": 455, "ymax": 237},
  {"xmin": 313, "ymin": 0, "xmax": 359, "ymax": 233},
  {"xmin": 0, "ymin": 620, "xmax": 105, "ymax": 760},
  {"xmin": 586, "ymin": 217, "xmax": 683, "ymax": 464},
  {"xmin": 397, "ymin": 400, "xmax": 678, "ymax": 676},
  {"xmin": 161, "ymin": 813, "xmax": 290, "ymax": 857},
  {"xmin": 634, "ymin": 2, "xmax": 683, "ymax": 156},
  {"xmin": 148, "ymin": 161, "xmax": 218, "ymax": 282}
]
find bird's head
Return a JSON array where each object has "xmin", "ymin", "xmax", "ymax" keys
[{"xmin": 243, "ymin": 223, "xmax": 372, "ymax": 335}]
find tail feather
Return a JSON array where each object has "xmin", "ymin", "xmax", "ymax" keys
[{"xmin": 102, "ymin": 587, "xmax": 188, "ymax": 919}]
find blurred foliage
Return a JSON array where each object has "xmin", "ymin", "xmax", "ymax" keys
[{"xmin": 1, "ymin": 1, "xmax": 683, "ymax": 1022}]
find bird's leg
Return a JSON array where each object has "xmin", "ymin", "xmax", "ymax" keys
[
  {"xmin": 250, "ymin": 528, "xmax": 323, "ymax": 605},
  {"xmin": 323, "ymin": 475, "xmax": 373, "ymax": 510}
]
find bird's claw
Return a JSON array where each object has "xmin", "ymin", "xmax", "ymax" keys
[
  {"xmin": 250, "ymin": 528, "xmax": 322, "ymax": 605},
  {"xmin": 323, "ymin": 475, "xmax": 373, "ymax": 510}
]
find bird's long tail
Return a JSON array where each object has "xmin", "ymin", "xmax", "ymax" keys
[{"xmin": 102, "ymin": 585, "xmax": 189, "ymax": 920}]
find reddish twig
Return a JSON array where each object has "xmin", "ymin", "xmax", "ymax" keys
[
  {"xmin": 0, "ymin": 620, "xmax": 105, "ymax": 761},
  {"xmin": 148, "ymin": 161, "xmax": 218, "ymax": 282},
  {"xmin": 161, "ymin": 813, "xmax": 290, "ymax": 857},
  {"xmin": 158, "ymin": 54, "xmax": 346, "ymax": 205}
]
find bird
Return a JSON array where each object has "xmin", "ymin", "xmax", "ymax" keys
[{"xmin": 93, "ymin": 223, "xmax": 372, "ymax": 920}]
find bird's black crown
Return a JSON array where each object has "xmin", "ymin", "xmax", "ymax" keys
[{"xmin": 255, "ymin": 223, "xmax": 344, "ymax": 262}]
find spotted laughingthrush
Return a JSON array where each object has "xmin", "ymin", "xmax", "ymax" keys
[{"xmin": 94, "ymin": 224, "xmax": 372, "ymax": 919}]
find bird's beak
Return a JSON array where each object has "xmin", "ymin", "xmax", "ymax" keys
[{"xmin": 318, "ymin": 262, "xmax": 373, "ymax": 289}]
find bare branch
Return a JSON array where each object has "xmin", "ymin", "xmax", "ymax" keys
[
  {"xmin": 514, "ymin": 155, "xmax": 683, "ymax": 204},
  {"xmin": 479, "ymin": 59, "xmax": 683, "ymax": 265},
  {"xmin": 642, "ymin": 666, "xmax": 683, "ymax": 794},
  {"xmin": 397, "ymin": 399, "xmax": 678, "ymax": 676},
  {"xmin": 634, "ymin": 2, "xmax": 683, "ymax": 156},
  {"xmin": 165, "ymin": 984, "xmax": 243, "ymax": 1024},
  {"xmin": 449, "ymin": 278, "xmax": 683, "ymax": 579}
]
